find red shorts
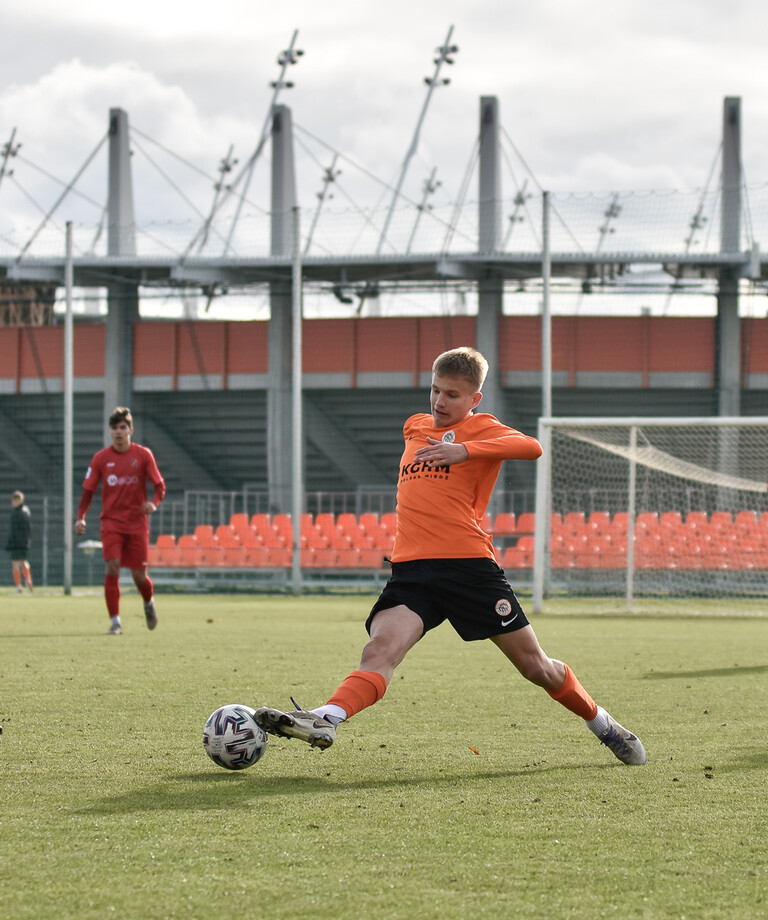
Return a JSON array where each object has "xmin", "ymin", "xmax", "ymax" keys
[{"xmin": 101, "ymin": 529, "xmax": 150, "ymax": 570}]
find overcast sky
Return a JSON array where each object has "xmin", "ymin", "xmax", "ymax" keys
[
  {"xmin": 1, "ymin": 0, "xmax": 767, "ymax": 317},
  {"xmin": 2, "ymin": 1, "xmax": 766, "ymax": 215}
]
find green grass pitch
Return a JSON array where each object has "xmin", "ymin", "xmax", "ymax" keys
[{"xmin": 0, "ymin": 589, "xmax": 766, "ymax": 920}]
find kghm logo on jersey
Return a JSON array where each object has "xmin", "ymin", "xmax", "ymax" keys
[
  {"xmin": 442, "ymin": 430, "xmax": 456, "ymax": 443},
  {"xmin": 495, "ymin": 598, "xmax": 512, "ymax": 618}
]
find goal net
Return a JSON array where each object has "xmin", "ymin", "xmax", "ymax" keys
[{"xmin": 531, "ymin": 417, "xmax": 768, "ymax": 610}]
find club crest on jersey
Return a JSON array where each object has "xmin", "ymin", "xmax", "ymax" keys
[
  {"xmin": 495, "ymin": 598, "xmax": 512, "ymax": 618},
  {"xmin": 442, "ymin": 430, "xmax": 456, "ymax": 443}
]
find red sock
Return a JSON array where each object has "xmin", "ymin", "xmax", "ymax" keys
[
  {"xmin": 105, "ymin": 575, "xmax": 120, "ymax": 618},
  {"xmin": 136, "ymin": 575, "xmax": 153, "ymax": 603},
  {"xmin": 547, "ymin": 663, "xmax": 598, "ymax": 720},
  {"xmin": 12, "ymin": 569, "xmax": 22, "ymax": 588},
  {"xmin": 325, "ymin": 670, "xmax": 388, "ymax": 719}
]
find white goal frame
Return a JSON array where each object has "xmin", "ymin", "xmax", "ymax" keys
[{"xmin": 532, "ymin": 416, "xmax": 768, "ymax": 612}]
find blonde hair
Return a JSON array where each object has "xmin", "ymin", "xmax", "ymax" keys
[{"xmin": 432, "ymin": 347, "xmax": 489, "ymax": 392}]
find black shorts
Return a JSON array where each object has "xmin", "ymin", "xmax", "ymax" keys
[{"xmin": 366, "ymin": 558, "xmax": 530, "ymax": 642}]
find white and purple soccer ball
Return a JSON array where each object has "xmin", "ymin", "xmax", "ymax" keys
[{"xmin": 203, "ymin": 704, "xmax": 268, "ymax": 770}]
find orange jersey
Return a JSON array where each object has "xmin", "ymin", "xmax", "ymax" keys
[{"xmin": 391, "ymin": 412, "xmax": 542, "ymax": 562}]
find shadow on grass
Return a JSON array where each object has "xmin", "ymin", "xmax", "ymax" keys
[
  {"xmin": 78, "ymin": 761, "xmax": 616, "ymax": 815},
  {"xmin": 717, "ymin": 748, "xmax": 766, "ymax": 772},
  {"xmin": 642, "ymin": 664, "xmax": 768, "ymax": 680}
]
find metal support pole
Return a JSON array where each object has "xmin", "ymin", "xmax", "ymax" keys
[
  {"xmin": 291, "ymin": 207, "xmax": 304, "ymax": 595},
  {"xmin": 532, "ymin": 417, "xmax": 551, "ymax": 614},
  {"xmin": 625, "ymin": 425, "xmax": 637, "ymax": 613},
  {"xmin": 63, "ymin": 221, "xmax": 74, "ymax": 594},
  {"xmin": 541, "ymin": 191, "xmax": 552, "ymax": 420},
  {"xmin": 532, "ymin": 193, "xmax": 553, "ymax": 613}
]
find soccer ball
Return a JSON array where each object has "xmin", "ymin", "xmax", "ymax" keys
[{"xmin": 203, "ymin": 704, "xmax": 268, "ymax": 770}]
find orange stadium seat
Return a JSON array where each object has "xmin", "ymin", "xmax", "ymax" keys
[
  {"xmin": 336, "ymin": 512, "xmax": 358, "ymax": 532},
  {"xmin": 358, "ymin": 512, "xmax": 380, "ymax": 533},
  {"xmin": 229, "ymin": 513, "xmax": 250, "ymax": 532},
  {"xmin": 267, "ymin": 547, "xmax": 292, "ymax": 567},
  {"xmin": 314, "ymin": 513, "xmax": 336, "ymax": 537},
  {"xmin": 515, "ymin": 513, "xmax": 536, "ymax": 536},
  {"xmin": 586, "ymin": 512, "xmax": 611, "ymax": 534},
  {"xmin": 367, "ymin": 525, "xmax": 394, "ymax": 551},
  {"xmin": 660, "ymin": 511, "xmax": 683, "ymax": 531},
  {"xmin": 245, "ymin": 546, "xmax": 271, "ymax": 567},
  {"xmin": 734, "ymin": 510, "xmax": 758, "ymax": 531},
  {"xmin": 685, "ymin": 511, "xmax": 709, "ymax": 530},
  {"xmin": 502, "ymin": 536, "xmax": 534, "ymax": 569},
  {"xmin": 635, "ymin": 512, "xmax": 659, "ymax": 533},
  {"xmin": 303, "ymin": 526, "xmax": 330, "ymax": 549},
  {"xmin": 200, "ymin": 544, "xmax": 224, "ymax": 566},
  {"xmin": 380, "ymin": 512, "xmax": 397, "ymax": 535},
  {"xmin": 562, "ymin": 512, "xmax": 585, "ymax": 533},
  {"xmin": 611, "ymin": 512, "xmax": 630, "ymax": 534},
  {"xmin": 215, "ymin": 525, "xmax": 240, "ymax": 548},
  {"xmin": 356, "ymin": 548, "xmax": 385, "ymax": 568},
  {"xmin": 194, "ymin": 524, "xmax": 216, "ymax": 545},
  {"xmin": 235, "ymin": 526, "xmax": 263, "ymax": 548},
  {"xmin": 222, "ymin": 546, "xmax": 247, "ymax": 566},
  {"xmin": 272, "ymin": 514, "xmax": 293, "ymax": 541},
  {"xmin": 176, "ymin": 534, "xmax": 201, "ymax": 566},
  {"xmin": 709, "ymin": 511, "xmax": 733, "ymax": 531},
  {"xmin": 492, "ymin": 512, "xmax": 516, "ymax": 536}
]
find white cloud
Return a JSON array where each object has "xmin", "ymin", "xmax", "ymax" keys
[{"xmin": 2, "ymin": 0, "xmax": 768, "ymax": 255}]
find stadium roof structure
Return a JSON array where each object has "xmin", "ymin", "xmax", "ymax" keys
[{"xmin": 0, "ymin": 92, "xmax": 761, "ymax": 294}]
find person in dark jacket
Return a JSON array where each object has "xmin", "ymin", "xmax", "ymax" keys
[{"xmin": 6, "ymin": 490, "xmax": 33, "ymax": 593}]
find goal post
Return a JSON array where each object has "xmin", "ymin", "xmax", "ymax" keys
[{"xmin": 532, "ymin": 416, "xmax": 768, "ymax": 612}]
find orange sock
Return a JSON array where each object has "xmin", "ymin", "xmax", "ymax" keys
[
  {"xmin": 547, "ymin": 663, "xmax": 598, "ymax": 720},
  {"xmin": 325, "ymin": 670, "xmax": 388, "ymax": 719},
  {"xmin": 12, "ymin": 569, "xmax": 22, "ymax": 588}
]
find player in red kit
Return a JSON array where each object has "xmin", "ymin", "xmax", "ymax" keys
[{"xmin": 75, "ymin": 407, "xmax": 166, "ymax": 635}]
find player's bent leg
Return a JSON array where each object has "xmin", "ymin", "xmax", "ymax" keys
[
  {"xmin": 359, "ymin": 605, "xmax": 424, "ymax": 682},
  {"xmin": 493, "ymin": 628, "xmax": 646, "ymax": 765},
  {"xmin": 491, "ymin": 625, "xmax": 565, "ymax": 691},
  {"xmin": 256, "ymin": 607, "xmax": 421, "ymax": 750}
]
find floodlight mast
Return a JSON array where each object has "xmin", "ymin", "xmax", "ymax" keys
[
  {"xmin": 0, "ymin": 127, "xmax": 20, "ymax": 193},
  {"xmin": 304, "ymin": 154, "xmax": 340, "ymax": 256},
  {"xmin": 182, "ymin": 31, "xmax": 303, "ymax": 260},
  {"xmin": 223, "ymin": 30, "xmax": 303, "ymax": 254},
  {"xmin": 197, "ymin": 144, "xmax": 237, "ymax": 251},
  {"xmin": 406, "ymin": 166, "xmax": 440, "ymax": 254},
  {"xmin": 375, "ymin": 25, "xmax": 458, "ymax": 255}
]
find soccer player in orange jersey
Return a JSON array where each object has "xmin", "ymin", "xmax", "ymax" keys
[
  {"xmin": 256, "ymin": 347, "xmax": 646, "ymax": 765},
  {"xmin": 75, "ymin": 407, "xmax": 166, "ymax": 635}
]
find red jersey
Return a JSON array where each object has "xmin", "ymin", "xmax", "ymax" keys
[
  {"xmin": 81, "ymin": 443, "xmax": 165, "ymax": 534},
  {"xmin": 391, "ymin": 412, "xmax": 542, "ymax": 562}
]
